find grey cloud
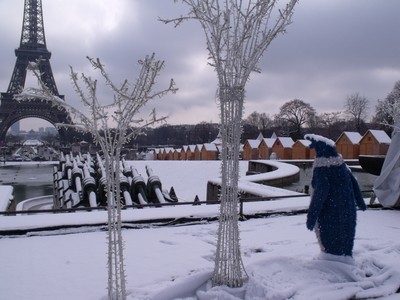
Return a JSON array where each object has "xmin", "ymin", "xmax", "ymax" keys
[{"xmin": 1, "ymin": 0, "xmax": 400, "ymax": 130}]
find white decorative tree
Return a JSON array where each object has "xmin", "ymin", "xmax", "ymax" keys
[
  {"xmin": 16, "ymin": 54, "xmax": 177, "ymax": 299},
  {"xmin": 162, "ymin": 0, "xmax": 298, "ymax": 287}
]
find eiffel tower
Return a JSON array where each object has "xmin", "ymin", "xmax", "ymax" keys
[{"xmin": 0, "ymin": 0, "xmax": 73, "ymax": 143}]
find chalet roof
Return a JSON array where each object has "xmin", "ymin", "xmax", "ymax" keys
[
  {"xmin": 210, "ymin": 131, "xmax": 222, "ymax": 146},
  {"xmin": 337, "ymin": 131, "xmax": 362, "ymax": 144},
  {"xmin": 262, "ymin": 138, "xmax": 276, "ymax": 148},
  {"xmin": 188, "ymin": 145, "xmax": 196, "ymax": 151},
  {"xmin": 367, "ymin": 130, "xmax": 391, "ymax": 144},
  {"xmin": 294, "ymin": 139, "xmax": 311, "ymax": 147},
  {"xmin": 162, "ymin": 147, "xmax": 174, "ymax": 153},
  {"xmin": 245, "ymin": 139, "xmax": 261, "ymax": 149},
  {"xmin": 202, "ymin": 143, "xmax": 218, "ymax": 151},
  {"xmin": 256, "ymin": 132, "xmax": 264, "ymax": 141},
  {"xmin": 276, "ymin": 137, "xmax": 294, "ymax": 148}
]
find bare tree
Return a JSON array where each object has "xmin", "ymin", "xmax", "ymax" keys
[
  {"xmin": 316, "ymin": 111, "xmax": 344, "ymax": 139},
  {"xmin": 276, "ymin": 99, "xmax": 316, "ymax": 139},
  {"xmin": 16, "ymin": 54, "xmax": 177, "ymax": 299},
  {"xmin": 344, "ymin": 93, "xmax": 369, "ymax": 132},
  {"xmin": 245, "ymin": 111, "xmax": 273, "ymax": 130},
  {"xmin": 162, "ymin": 0, "xmax": 298, "ymax": 287}
]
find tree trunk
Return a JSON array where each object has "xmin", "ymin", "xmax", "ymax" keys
[{"xmin": 213, "ymin": 86, "xmax": 245, "ymax": 287}]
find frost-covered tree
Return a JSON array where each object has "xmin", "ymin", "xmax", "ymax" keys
[
  {"xmin": 162, "ymin": 0, "xmax": 298, "ymax": 287},
  {"xmin": 16, "ymin": 54, "xmax": 177, "ymax": 299},
  {"xmin": 374, "ymin": 80, "xmax": 400, "ymax": 135}
]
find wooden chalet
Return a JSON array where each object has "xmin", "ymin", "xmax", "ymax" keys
[
  {"xmin": 335, "ymin": 132, "xmax": 362, "ymax": 159},
  {"xmin": 201, "ymin": 143, "xmax": 219, "ymax": 160},
  {"xmin": 193, "ymin": 144, "xmax": 202, "ymax": 160},
  {"xmin": 172, "ymin": 148, "xmax": 181, "ymax": 160},
  {"xmin": 162, "ymin": 147, "xmax": 174, "ymax": 160},
  {"xmin": 292, "ymin": 139, "xmax": 314, "ymax": 159},
  {"xmin": 242, "ymin": 139, "xmax": 261, "ymax": 160},
  {"xmin": 152, "ymin": 148, "xmax": 162, "ymax": 160},
  {"xmin": 258, "ymin": 138, "xmax": 276, "ymax": 159},
  {"xmin": 359, "ymin": 130, "xmax": 391, "ymax": 155},
  {"xmin": 180, "ymin": 146, "xmax": 188, "ymax": 160},
  {"xmin": 271, "ymin": 137, "xmax": 294, "ymax": 159},
  {"xmin": 186, "ymin": 145, "xmax": 196, "ymax": 160}
]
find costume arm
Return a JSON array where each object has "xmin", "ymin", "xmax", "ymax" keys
[
  {"xmin": 350, "ymin": 172, "xmax": 367, "ymax": 211},
  {"xmin": 307, "ymin": 169, "xmax": 329, "ymax": 230}
]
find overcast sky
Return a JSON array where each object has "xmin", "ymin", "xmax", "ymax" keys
[{"xmin": 1, "ymin": 0, "xmax": 399, "ymax": 131}]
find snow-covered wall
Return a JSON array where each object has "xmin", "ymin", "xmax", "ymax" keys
[
  {"xmin": 207, "ymin": 160, "xmax": 301, "ymax": 200},
  {"xmin": 0, "ymin": 186, "xmax": 13, "ymax": 212}
]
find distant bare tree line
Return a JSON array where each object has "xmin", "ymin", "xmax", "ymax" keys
[
  {"xmin": 8, "ymin": 81, "xmax": 399, "ymax": 149},
  {"xmin": 243, "ymin": 80, "xmax": 400, "ymax": 140}
]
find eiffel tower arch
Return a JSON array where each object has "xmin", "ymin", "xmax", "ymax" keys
[{"xmin": 0, "ymin": 0, "xmax": 73, "ymax": 143}]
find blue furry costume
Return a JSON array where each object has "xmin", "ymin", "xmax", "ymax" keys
[{"xmin": 305, "ymin": 134, "xmax": 367, "ymax": 257}]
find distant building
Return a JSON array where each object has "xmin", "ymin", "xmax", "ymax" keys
[
  {"xmin": 259, "ymin": 138, "xmax": 276, "ymax": 159},
  {"xmin": 292, "ymin": 139, "xmax": 314, "ymax": 159},
  {"xmin": 201, "ymin": 143, "xmax": 219, "ymax": 160},
  {"xmin": 359, "ymin": 130, "xmax": 391, "ymax": 156},
  {"xmin": 271, "ymin": 137, "xmax": 294, "ymax": 159},
  {"xmin": 242, "ymin": 139, "xmax": 261, "ymax": 160},
  {"xmin": 335, "ymin": 132, "xmax": 362, "ymax": 159}
]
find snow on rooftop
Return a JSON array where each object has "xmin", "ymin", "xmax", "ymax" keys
[
  {"xmin": 277, "ymin": 137, "xmax": 294, "ymax": 148},
  {"xmin": 262, "ymin": 138, "xmax": 276, "ymax": 148},
  {"xmin": 295, "ymin": 139, "xmax": 311, "ymax": 147},
  {"xmin": 163, "ymin": 147, "xmax": 174, "ymax": 153},
  {"xmin": 246, "ymin": 139, "xmax": 261, "ymax": 149},
  {"xmin": 210, "ymin": 132, "xmax": 222, "ymax": 146},
  {"xmin": 202, "ymin": 143, "xmax": 218, "ymax": 151},
  {"xmin": 341, "ymin": 132, "xmax": 362, "ymax": 144},
  {"xmin": 368, "ymin": 129, "xmax": 391, "ymax": 144}
]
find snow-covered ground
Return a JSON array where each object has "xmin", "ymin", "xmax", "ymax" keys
[{"xmin": 0, "ymin": 161, "xmax": 399, "ymax": 300}]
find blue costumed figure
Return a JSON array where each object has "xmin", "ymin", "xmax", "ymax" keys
[{"xmin": 305, "ymin": 134, "xmax": 367, "ymax": 258}]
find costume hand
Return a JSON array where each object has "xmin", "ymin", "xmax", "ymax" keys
[{"xmin": 306, "ymin": 217, "xmax": 315, "ymax": 231}]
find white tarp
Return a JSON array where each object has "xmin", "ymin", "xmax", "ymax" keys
[{"xmin": 374, "ymin": 130, "xmax": 400, "ymax": 208}]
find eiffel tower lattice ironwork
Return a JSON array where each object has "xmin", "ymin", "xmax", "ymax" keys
[{"xmin": 0, "ymin": 0, "xmax": 73, "ymax": 143}]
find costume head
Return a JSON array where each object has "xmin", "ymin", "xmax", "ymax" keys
[{"xmin": 305, "ymin": 134, "xmax": 338, "ymax": 158}]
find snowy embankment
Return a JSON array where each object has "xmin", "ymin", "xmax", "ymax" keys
[{"xmin": 0, "ymin": 160, "xmax": 399, "ymax": 299}]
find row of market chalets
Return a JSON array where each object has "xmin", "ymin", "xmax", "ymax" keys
[{"xmin": 150, "ymin": 129, "xmax": 391, "ymax": 161}]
